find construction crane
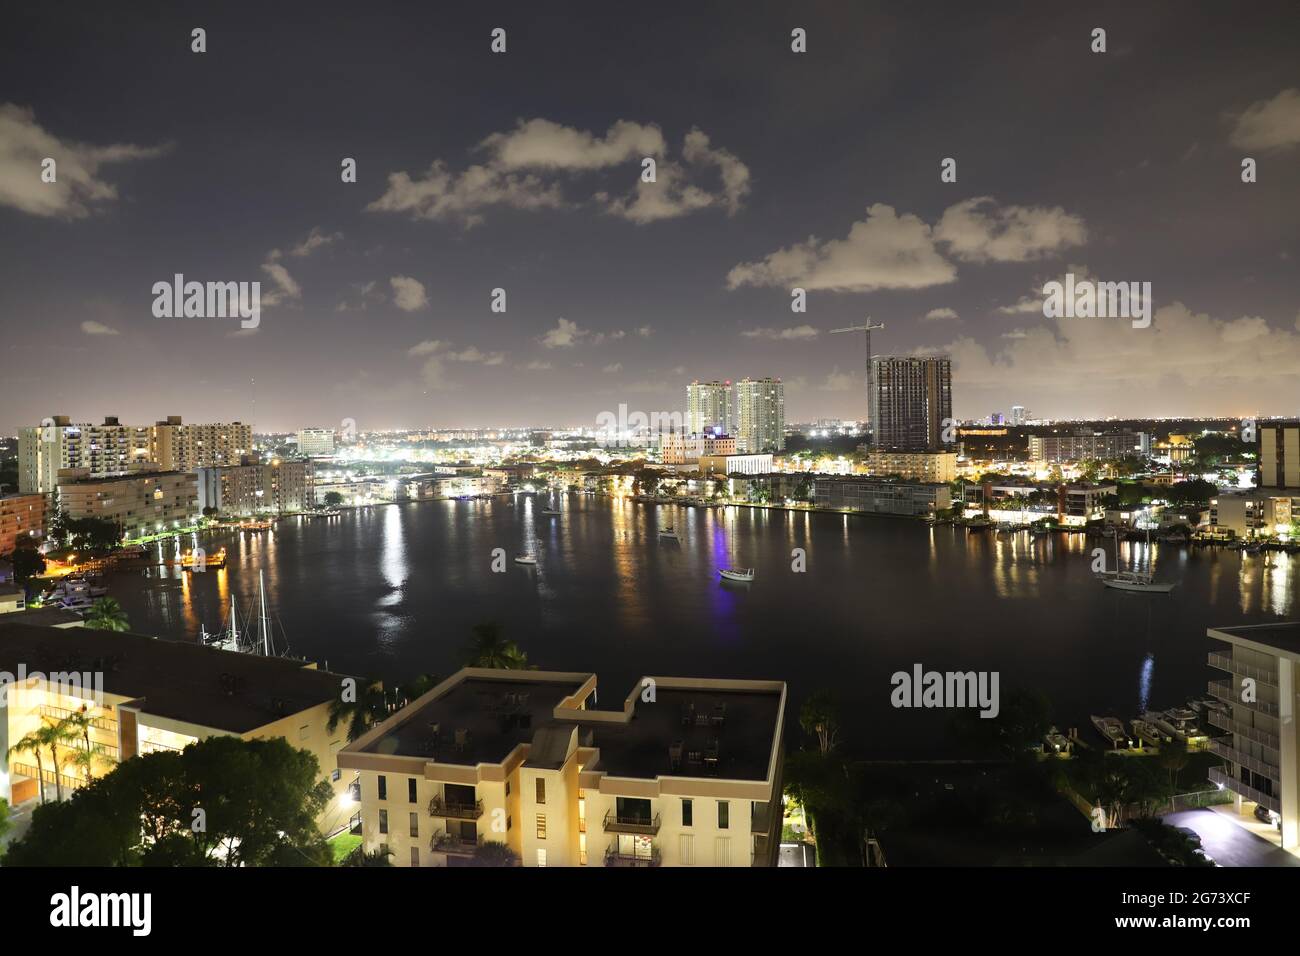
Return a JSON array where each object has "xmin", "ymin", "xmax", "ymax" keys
[{"xmin": 829, "ymin": 320, "xmax": 884, "ymax": 438}]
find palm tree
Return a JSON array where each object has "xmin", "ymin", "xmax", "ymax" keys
[
  {"xmin": 58, "ymin": 707, "xmax": 115, "ymax": 789},
  {"xmin": 327, "ymin": 680, "xmax": 390, "ymax": 742},
  {"xmin": 462, "ymin": 623, "xmax": 530, "ymax": 670},
  {"xmin": 343, "ymin": 846, "xmax": 393, "ymax": 867},
  {"xmin": 7, "ymin": 731, "xmax": 48, "ymax": 803},
  {"xmin": 84, "ymin": 597, "xmax": 129, "ymax": 632}
]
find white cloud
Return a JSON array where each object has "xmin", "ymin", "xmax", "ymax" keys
[
  {"xmin": 481, "ymin": 118, "xmax": 665, "ymax": 170},
  {"xmin": 260, "ymin": 261, "xmax": 301, "ymax": 307},
  {"xmin": 367, "ymin": 161, "xmax": 565, "ymax": 228},
  {"xmin": 933, "ymin": 197, "xmax": 1087, "ymax": 263},
  {"xmin": 923, "ymin": 307, "xmax": 959, "ymax": 321},
  {"xmin": 741, "ymin": 325, "xmax": 819, "ymax": 340},
  {"xmin": 602, "ymin": 362, "xmax": 623, "ymax": 373},
  {"xmin": 407, "ymin": 339, "xmax": 442, "ymax": 357},
  {"xmin": 1228, "ymin": 88, "xmax": 1300, "ymax": 151},
  {"xmin": 820, "ymin": 368, "xmax": 857, "ymax": 391},
  {"xmin": 602, "ymin": 128, "xmax": 750, "ymax": 223},
  {"xmin": 447, "ymin": 346, "xmax": 504, "ymax": 365},
  {"xmin": 541, "ymin": 318, "xmax": 587, "ymax": 348},
  {"xmin": 80, "ymin": 320, "xmax": 120, "ymax": 336},
  {"xmin": 726, "ymin": 203, "xmax": 957, "ymax": 292},
  {"xmin": 524, "ymin": 360, "xmax": 553, "ymax": 370},
  {"xmin": 289, "ymin": 227, "xmax": 342, "ymax": 257},
  {"xmin": 390, "ymin": 275, "xmax": 428, "ymax": 311},
  {"xmin": 0, "ymin": 103, "xmax": 170, "ymax": 218}
]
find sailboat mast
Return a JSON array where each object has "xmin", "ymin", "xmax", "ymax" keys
[
  {"xmin": 259, "ymin": 570, "xmax": 270, "ymax": 656},
  {"xmin": 230, "ymin": 594, "xmax": 238, "ymax": 644}
]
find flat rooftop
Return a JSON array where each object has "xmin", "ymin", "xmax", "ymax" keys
[
  {"xmin": 1210, "ymin": 622, "xmax": 1300, "ymax": 657},
  {"xmin": 0, "ymin": 621, "xmax": 352, "ymax": 733},
  {"xmin": 360, "ymin": 676, "xmax": 589, "ymax": 764}
]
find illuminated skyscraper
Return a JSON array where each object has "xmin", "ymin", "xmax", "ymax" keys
[{"xmin": 735, "ymin": 377, "xmax": 785, "ymax": 453}]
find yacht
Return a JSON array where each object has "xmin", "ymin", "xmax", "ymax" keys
[
  {"xmin": 718, "ymin": 568, "xmax": 755, "ymax": 583},
  {"xmin": 1131, "ymin": 718, "xmax": 1166, "ymax": 747},
  {"xmin": 658, "ymin": 526, "xmax": 679, "ymax": 539},
  {"xmin": 1098, "ymin": 527, "xmax": 1176, "ymax": 592},
  {"xmin": 514, "ymin": 554, "xmax": 538, "ymax": 566},
  {"xmin": 1091, "ymin": 715, "xmax": 1129, "ymax": 748}
]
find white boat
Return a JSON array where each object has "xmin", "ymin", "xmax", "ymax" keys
[
  {"xmin": 514, "ymin": 554, "xmax": 537, "ymax": 565},
  {"xmin": 1098, "ymin": 527, "xmax": 1176, "ymax": 592},
  {"xmin": 1131, "ymin": 719, "xmax": 1166, "ymax": 746},
  {"xmin": 718, "ymin": 568, "xmax": 754, "ymax": 583},
  {"xmin": 1043, "ymin": 727, "xmax": 1071, "ymax": 753},
  {"xmin": 540, "ymin": 509, "xmax": 562, "ymax": 516},
  {"xmin": 1091, "ymin": 715, "xmax": 1129, "ymax": 748},
  {"xmin": 658, "ymin": 527, "xmax": 679, "ymax": 539}
]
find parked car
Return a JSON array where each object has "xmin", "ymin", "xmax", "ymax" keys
[
  {"xmin": 1174, "ymin": 826, "xmax": 1202, "ymax": 848},
  {"xmin": 1254, "ymin": 804, "xmax": 1279, "ymax": 827}
]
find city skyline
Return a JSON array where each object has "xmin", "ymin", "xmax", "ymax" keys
[{"xmin": 3, "ymin": 2, "xmax": 1299, "ymax": 434}]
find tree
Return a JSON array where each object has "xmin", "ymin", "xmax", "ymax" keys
[
  {"xmin": 0, "ymin": 798, "xmax": 10, "ymax": 850},
  {"xmin": 10, "ymin": 546, "xmax": 45, "ymax": 583},
  {"xmin": 462, "ymin": 622, "xmax": 530, "ymax": 669},
  {"xmin": 84, "ymin": 597, "xmax": 130, "ymax": 632},
  {"xmin": 2, "ymin": 736, "xmax": 332, "ymax": 867},
  {"xmin": 343, "ymin": 845, "xmax": 393, "ymax": 866},
  {"xmin": 6, "ymin": 730, "xmax": 50, "ymax": 804},
  {"xmin": 1157, "ymin": 738, "xmax": 1190, "ymax": 793},
  {"xmin": 323, "ymin": 491, "xmax": 344, "ymax": 507},
  {"xmin": 467, "ymin": 840, "xmax": 520, "ymax": 867},
  {"xmin": 327, "ymin": 680, "xmax": 390, "ymax": 742},
  {"xmin": 57, "ymin": 707, "xmax": 116, "ymax": 789},
  {"xmin": 799, "ymin": 691, "xmax": 841, "ymax": 755}
]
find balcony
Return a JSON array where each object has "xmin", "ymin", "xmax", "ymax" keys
[
  {"xmin": 430, "ymin": 832, "xmax": 478, "ymax": 855},
  {"xmin": 1209, "ymin": 767, "xmax": 1279, "ymax": 813},
  {"xmin": 429, "ymin": 795, "xmax": 484, "ymax": 820},
  {"xmin": 751, "ymin": 801, "xmax": 774, "ymax": 834},
  {"xmin": 1207, "ymin": 710, "xmax": 1279, "ymax": 750},
  {"xmin": 1207, "ymin": 680, "xmax": 1278, "ymax": 717},
  {"xmin": 604, "ymin": 845, "xmax": 662, "ymax": 867},
  {"xmin": 603, "ymin": 810, "xmax": 661, "ymax": 835},
  {"xmin": 1207, "ymin": 652, "xmax": 1277, "ymax": 687},
  {"xmin": 1208, "ymin": 737, "xmax": 1280, "ymax": 781}
]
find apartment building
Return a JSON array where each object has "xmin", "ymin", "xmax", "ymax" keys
[
  {"xmin": 661, "ymin": 431, "xmax": 738, "ymax": 466},
  {"xmin": 869, "ymin": 357, "xmax": 952, "ymax": 451},
  {"xmin": 196, "ymin": 457, "xmax": 314, "ymax": 516},
  {"xmin": 18, "ymin": 417, "xmax": 153, "ymax": 494},
  {"xmin": 151, "ymin": 416, "xmax": 252, "ymax": 471},
  {"xmin": 864, "ymin": 448, "xmax": 958, "ymax": 483},
  {"xmin": 1027, "ymin": 431, "xmax": 1146, "ymax": 463},
  {"xmin": 812, "ymin": 476, "xmax": 951, "ymax": 516},
  {"xmin": 735, "ymin": 377, "xmax": 785, "ymax": 453},
  {"xmin": 697, "ymin": 453, "xmax": 773, "ymax": 477},
  {"xmin": 0, "ymin": 493, "xmax": 45, "ymax": 555},
  {"xmin": 337, "ymin": 668, "xmax": 786, "ymax": 868},
  {"xmin": 0, "ymin": 620, "xmax": 358, "ymax": 835},
  {"xmin": 1058, "ymin": 483, "xmax": 1117, "ymax": 524},
  {"xmin": 297, "ymin": 428, "xmax": 337, "ymax": 458},
  {"xmin": 55, "ymin": 468, "xmax": 198, "ymax": 538},
  {"xmin": 1204, "ymin": 623, "xmax": 1300, "ymax": 844},
  {"xmin": 686, "ymin": 381, "xmax": 734, "ymax": 436}
]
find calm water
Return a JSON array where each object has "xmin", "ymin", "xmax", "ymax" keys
[{"xmin": 106, "ymin": 496, "xmax": 1299, "ymax": 757}]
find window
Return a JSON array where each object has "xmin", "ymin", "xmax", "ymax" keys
[
  {"xmin": 682, "ymin": 798, "xmax": 693, "ymax": 827},
  {"xmin": 505, "ymin": 780, "xmax": 511, "ymax": 796},
  {"xmin": 408, "ymin": 778, "xmax": 418, "ymax": 803},
  {"xmin": 579, "ymin": 831, "xmax": 587, "ymax": 865},
  {"xmin": 299, "ymin": 725, "xmax": 309, "ymax": 741},
  {"xmin": 409, "ymin": 812, "xmax": 419, "ymax": 838},
  {"xmin": 331, "ymin": 768, "xmax": 341, "ymax": 782},
  {"xmin": 536, "ymin": 778, "xmax": 546, "ymax": 804},
  {"xmin": 410, "ymin": 846, "xmax": 420, "ymax": 867},
  {"xmin": 378, "ymin": 809, "xmax": 388, "ymax": 835},
  {"xmin": 536, "ymin": 848, "xmax": 547, "ymax": 867},
  {"xmin": 718, "ymin": 801, "xmax": 729, "ymax": 829},
  {"xmin": 377, "ymin": 775, "xmax": 387, "ymax": 800},
  {"xmin": 536, "ymin": 813, "xmax": 547, "ymax": 839}
]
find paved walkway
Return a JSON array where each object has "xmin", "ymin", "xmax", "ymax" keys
[{"xmin": 1163, "ymin": 806, "xmax": 1300, "ymax": 867}]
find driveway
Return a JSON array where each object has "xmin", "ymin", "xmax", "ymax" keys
[
  {"xmin": 1163, "ymin": 807, "xmax": 1300, "ymax": 867},
  {"xmin": 778, "ymin": 842, "xmax": 817, "ymax": 867}
]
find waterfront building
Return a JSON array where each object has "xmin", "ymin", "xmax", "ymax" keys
[
  {"xmin": 336, "ymin": 667, "xmax": 786, "ymax": 868},
  {"xmin": 1057, "ymin": 483, "xmax": 1117, "ymax": 525},
  {"xmin": 697, "ymin": 453, "xmax": 773, "ymax": 477},
  {"xmin": 813, "ymin": 476, "xmax": 951, "ymax": 516},
  {"xmin": 869, "ymin": 357, "xmax": 952, "ymax": 451},
  {"xmin": 1027, "ymin": 431, "xmax": 1147, "ymax": 463},
  {"xmin": 686, "ymin": 381, "xmax": 734, "ymax": 436},
  {"xmin": 0, "ymin": 620, "xmax": 358, "ymax": 834},
  {"xmin": 0, "ymin": 493, "xmax": 45, "ymax": 555},
  {"xmin": 735, "ymin": 378, "xmax": 785, "ymax": 453},
  {"xmin": 661, "ymin": 431, "xmax": 738, "ymax": 466},
  {"xmin": 18, "ymin": 417, "xmax": 152, "ymax": 494},
  {"xmin": 196, "ymin": 457, "xmax": 315, "ymax": 516},
  {"xmin": 864, "ymin": 449, "xmax": 958, "ymax": 483},
  {"xmin": 297, "ymin": 428, "xmax": 337, "ymax": 458},
  {"xmin": 151, "ymin": 416, "xmax": 252, "ymax": 471},
  {"xmin": 55, "ymin": 468, "xmax": 197, "ymax": 538},
  {"xmin": 1203, "ymin": 623, "xmax": 1300, "ymax": 844}
]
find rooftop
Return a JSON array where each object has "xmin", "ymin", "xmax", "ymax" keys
[
  {"xmin": 1210, "ymin": 622, "xmax": 1300, "ymax": 657},
  {"xmin": 0, "ymin": 621, "xmax": 352, "ymax": 733}
]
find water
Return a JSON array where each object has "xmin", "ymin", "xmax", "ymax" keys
[{"xmin": 105, "ymin": 495, "xmax": 1298, "ymax": 757}]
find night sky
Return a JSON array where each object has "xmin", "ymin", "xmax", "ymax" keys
[{"xmin": 2, "ymin": 1, "xmax": 1298, "ymax": 433}]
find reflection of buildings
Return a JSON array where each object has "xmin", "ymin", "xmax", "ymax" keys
[
  {"xmin": 0, "ymin": 620, "xmax": 357, "ymax": 835},
  {"xmin": 338, "ymin": 668, "xmax": 786, "ymax": 867},
  {"xmin": 1205, "ymin": 623, "xmax": 1300, "ymax": 845}
]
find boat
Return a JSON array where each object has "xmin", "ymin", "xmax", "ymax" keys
[
  {"xmin": 201, "ymin": 593, "xmax": 255, "ymax": 654},
  {"xmin": 964, "ymin": 515, "xmax": 991, "ymax": 530},
  {"xmin": 1243, "ymin": 541, "xmax": 1264, "ymax": 555},
  {"xmin": 239, "ymin": 519, "xmax": 274, "ymax": 532},
  {"xmin": 658, "ymin": 526, "xmax": 679, "ymax": 539},
  {"xmin": 1131, "ymin": 719, "xmax": 1166, "ymax": 747},
  {"xmin": 1161, "ymin": 531, "xmax": 1189, "ymax": 544},
  {"xmin": 718, "ymin": 568, "xmax": 755, "ymax": 583},
  {"xmin": 1031, "ymin": 525, "xmax": 1050, "ymax": 537},
  {"xmin": 1090, "ymin": 715, "xmax": 1129, "ymax": 748},
  {"xmin": 313, "ymin": 508, "xmax": 342, "ymax": 518},
  {"xmin": 1043, "ymin": 727, "xmax": 1071, "ymax": 753},
  {"xmin": 1098, "ymin": 526, "xmax": 1176, "ymax": 592},
  {"xmin": 540, "ymin": 508, "xmax": 562, "ymax": 516},
  {"xmin": 514, "ymin": 554, "xmax": 537, "ymax": 565},
  {"xmin": 179, "ymin": 546, "xmax": 226, "ymax": 570}
]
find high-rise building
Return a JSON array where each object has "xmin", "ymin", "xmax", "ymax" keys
[
  {"xmin": 0, "ymin": 494, "xmax": 45, "ymax": 555},
  {"xmin": 18, "ymin": 417, "xmax": 153, "ymax": 494},
  {"xmin": 151, "ymin": 416, "xmax": 252, "ymax": 471},
  {"xmin": 1027, "ymin": 432, "xmax": 1147, "ymax": 463},
  {"xmin": 55, "ymin": 468, "xmax": 197, "ymax": 537},
  {"xmin": 197, "ymin": 457, "xmax": 315, "ymax": 516},
  {"xmin": 869, "ymin": 357, "xmax": 952, "ymax": 451},
  {"xmin": 297, "ymin": 428, "xmax": 337, "ymax": 458},
  {"xmin": 1259, "ymin": 421, "xmax": 1300, "ymax": 491},
  {"xmin": 686, "ymin": 382, "xmax": 734, "ymax": 436},
  {"xmin": 735, "ymin": 377, "xmax": 785, "ymax": 453},
  {"xmin": 1010, "ymin": 405, "xmax": 1027, "ymax": 426}
]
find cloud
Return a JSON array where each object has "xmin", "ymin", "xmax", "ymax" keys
[
  {"xmin": 407, "ymin": 339, "xmax": 442, "ymax": 357},
  {"xmin": 726, "ymin": 203, "xmax": 957, "ymax": 292},
  {"xmin": 0, "ymin": 103, "xmax": 170, "ymax": 218},
  {"xmin": 446, "ymin": 346, "xmax": 504, "ymax": 365},
  {"xmin": 80, "ymin": 320, "xmax": 120, "ymax": 336},
  {"xmin": 368, "ymin": 118, "xmax": 747, "ymax": 227},
  {"xmin": 404, "ymin": 339, "xmax": 499, "ymax": 389},
  {"xmin": 602, "ymin": 362, "xmax": 623, "ymax": 373},
  {"xmin": 260, "ymin": 260, "xmax": 301, "ymax": 307},
  {"xmin": 741, "ymin": 325, "xmax": 820, "ymax": 340},
  {"xmin": 942, "ymin": 301, "xmax": 1300, "ymax": 416},
  {"xmin": 523, "ymin": 360, "xmax": 553, "ymax": 370},
  {"xmin": 335, "ymin": 280, "xmax": 384, "ymax": 312},
  {"xmin": 289, "ymin": 227, "xmax": 342, "ymax": 257},
  {"xmin": 933, "ymin": 197, "xmax": 1087, "ymax": 263},
  {"xmin": 820, "ymin": 368, "xmax": 858, "ymax": 391},
  {"xmin": 390, "ymin": 275, "xmax": 428, "ymax": 311},
  {"xmin": 541, "ymin": 318, "xmax": 587, "ymax": 348},
  {"xmin": 637, "ymin": 325, "xmax": 654, "ymax": 337},
  {"xmin": 1228, "ymin": 88, "xmax": 1300, "ymax": 151},
  {"xmin": 923, "ymin": 307, "xmax": 959, "ymax": 321}
]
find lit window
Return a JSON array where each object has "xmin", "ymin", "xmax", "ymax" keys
[
  {"xmin": 536, "ymin": 778, "xmax": 546, "ymax": 804},
  {"xmin": 536, "ymin": 813, "xmax": 547, "ymax": 839},
  {"xmin": 536, "ymin": 848, "xmax": 547, "ymax": 867}
]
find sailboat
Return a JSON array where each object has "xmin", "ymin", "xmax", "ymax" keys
[
  {"xmin": 1098, "ymin": 526, "xmax": 1176, "ymax": 593},
  {"xmin": 200, "ymin": 571, "xmax": 285, "ymax": 655}
]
